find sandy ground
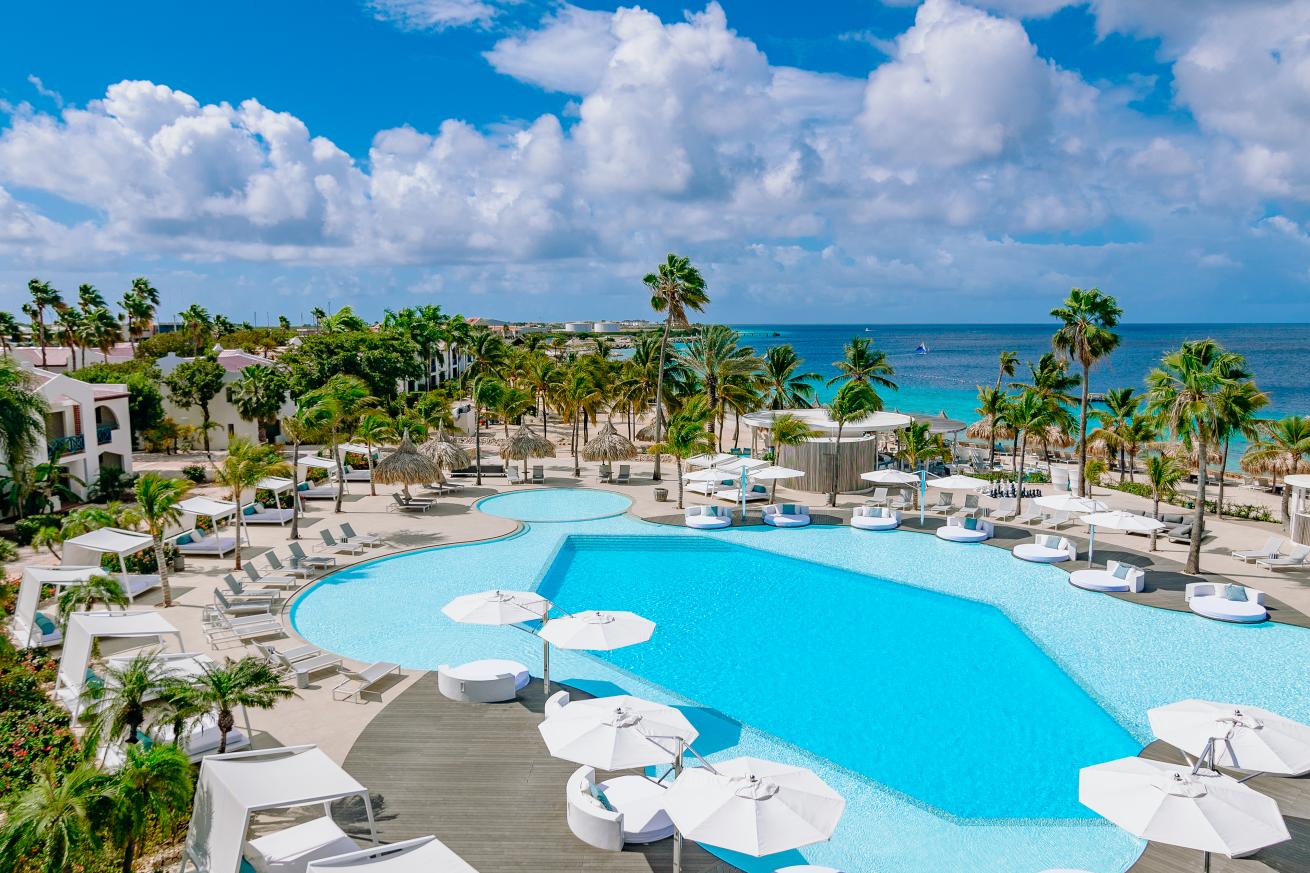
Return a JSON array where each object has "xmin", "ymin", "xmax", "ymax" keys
[{"xmin": 10, "ymin": 416, "xmax": 1309, "ymax": 766}]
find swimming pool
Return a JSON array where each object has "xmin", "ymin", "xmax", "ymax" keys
[
  {"xmin": 291, "ymin": 490, "xmax": 1310, "ymax": 872},
  {"xmin": 476, "ymin": 488, "xmax": 632, "ymax": 522}
]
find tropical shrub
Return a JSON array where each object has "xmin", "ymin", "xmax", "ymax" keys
[
  {"xmin": 99, "ymin": 544, "xmax": 177, "ymax": 575},
  {"xmin": 181, "ymin": 465, "xmax": 208, "ymax": 484},
  {"xmin": 13, "ymin": 513, "xmax": 63, "ymax": 546},
  {"xmin": 1108, "ymin": 481, "xmax": 1152, "ymax": 498},
  {"xmin": 0, "ymin": 642, "xmax": 76, "ymax": 799}
]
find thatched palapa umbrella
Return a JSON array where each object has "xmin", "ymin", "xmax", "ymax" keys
[
  {"xmin": 965, "ymin": 418, "xmax": 1015, "ymax": 441},
  {"xmin": 421, "ymin": 424, "xmax": 470, "ymax": 473},
  {"xmin": 635, "ymin": 419, "xmax": 660, "ymax": 443},
  {"xmin": 374, "ymin": 432, "xmax": 442, "ymax": 500},
  {"xmin": 501, "ymin": 424, "xmax": 557, "ymax": 462},
  {"xmin": 583, "ymin": 421, "xmax": 637, "ymax": 463}
]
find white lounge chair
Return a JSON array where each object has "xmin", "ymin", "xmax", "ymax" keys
[
  {"xmin": 565, "ymin": 765, "xmax": 673, "ymax": 852},
  {"xmin": 852, "ymin": 506, "xmax": 899, "ymax": 531},
  {"xmin": 1069, "ymin": 560, "xmax": 1146, "ymax": 593},
  {"xmin": 990, "ymin": 498, "xmax": 1018, "ymax": 521},
  {"xmin": 1231, "ymin": 536, "xmax": 1284, "ymax": 563},
  {"xmin": 1011, "ymin": 507, "xmax": 1043, "ymax": 525},
  {"xmin": 930, "ymin": 491, "xmax": 956, "ymax": 513},
  {"xmin": 762, "ymin": 503, "xmax": 810, "ymax": 527},
  {"xmin": 506, "ymin": 465, "xmax": 524, "ymax": 485},
  {"xmin": 319, "ymin": 530, "xmax": 364, "ymax": 556},
  {"xmin": 339, "ymin": 464, "xmax": 371, "ymax": 482},
  {"xmin": 865, "ymin": 487, "xmax": 889, "ymax": 507},
  {"xmin": 295, "ymin": 479, "xmax": 338, "ymax": 500},
  {"xmin": 1013, "ymin": 534, "xmax": 1077, "ymax": 563},
  {"xmin": 271, "ymin": 648, "xmax": 343, "ymax": 688},
  {"xmin": 244, "ymin": 817, "xmax": 358, "ymax": 873},
  {"xmin": 223, "ymin": 573, "xmax": 282, "ymax": 603},
  {"xmin": 245, "ymin": 563, "xmax": 298, "ymax": 590},
  {"xmin": 1186, "ymin": 582, "xmax": 1268, "ymax": 623},
  {"xmin": 1041, "ymin": 510, "xmax": 1075, "ymax": 530},
  {"xmin": 936, "ymin": 516, "xmax": 993, "ymax": 543},
  {"xmin": 532, "ymin": 465, "xmax": 546, "ymax": 484},
  {"xmin": 1256, "ymin": 543, "xmax": 1310, "ymax": 571},
  {"xmin": 203, "ymin": 611, "xmax": 284, "ymax": 647},
  {"xmin": 389, "ymin": 493, "xmax": 435, "ymax": 513},
  {"xmin": 175, "ymin": 529, "xmax": 237, "ymax": 557},
  {"xmin": 241, "ymin": 501, "xmax": 296, "ymax": 525},
  {"xmin": 289, "ymin": 542, "xmax": 335, "ymax": 571},
  {"xmin": 437, "ymin": 659, "xmax": 530, "ymax": 703},
  {"xmin": 685, "ymin": 505, "xmax": 731, "ymax": 529},
  {"xmin": 338, "ymin": 523, "xmax": 381, "ymax": 547},
  {"xmin": 212, "ymin": 588, "xmax": 275, "ymax": 617},
  {"xmin": 953, "ymin": 494, "xmax": 981, "ymax": 518},
  {"xmin": 258, "ymin": 642, "xmax": 326, "ymax": 672},
  {"xmin": 267, "ymin": 551, "xmax": 317, "ymax": 579},
  {"xmin": 331, "ymin": 661, "xmax": 401, "ymax": 702}
]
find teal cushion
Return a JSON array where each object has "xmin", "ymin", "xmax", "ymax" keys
[
  {"xmin": 135, "ymin": 730, "xmax": 154, "ymax": 750},
  {"xmin": 589, "ymin": 783, "xmax": 615, "ymax": 812},
  {"xmin": 1111, "ymin": 563, "xmax": 1133, "ymax": 580},
  {"xmin": 34, "ymin": 613, "xmax": 56, "ymax": 635},
  {"xmin": 1225, "ymin": 584, "xmax": 1248, "ymax": 602},
  {"xmin": 720, "ymin": 479, "xmax": 733, "ymax": 486},
  {"xmin": 84, "ymin": 668, "xmax": 104, "ymax": 690},
  {"xmin": 297, "ymin": 482, "xmax": 309, "ymax": 491},
  {"xmin": 751, "ymin": 484, "xmax": 766, "ymax": 493},
  {"xmin": 963, "ymin": 517, "xmax": 978, "ymax": 531},
  {"xmin": 176, "ymin": 533, "xmax": 193, "ymax": 545}
]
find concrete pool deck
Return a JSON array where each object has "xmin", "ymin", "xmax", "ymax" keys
[{"xmin": 12, "ymin": 452, "xmax": 1310, "ymax": 871}]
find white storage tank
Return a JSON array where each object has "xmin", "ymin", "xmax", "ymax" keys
[
  {"xmin": 563, "ymin": 322, "xmax": 590, "ymax": 333},
  {"xmin": 593, "ymin": 321, "xmax": 621, "ymax": 333}
]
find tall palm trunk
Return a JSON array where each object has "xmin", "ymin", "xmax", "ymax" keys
[
  {"xmin": 332, "ymin": 435, "xmax": 346, "ymax": 513},
  {"xmin": 217, "ymin": 708, "xmax": 235, "ymax": 754},
  {"xmin": 230, "ymin": 486, "xmax": 244, "ymax": 570},
  {"xmin": 1016, "ymin": 432, "xmax": 1029, "ymax": 515},
  {"xmin": 153, "ymin": 533, "xmax": 174, "ymax": 607},
  {"xmin": 289, "ymin": 438, "xmax": 302, "ymax": 539},
  {"xmin": 1216, "ymin": 435, "xmax": 1230, "ymax": 520},
  {"xmin": 675, "ymin": 456, "xmax": 685, "ymax": 509},
  {"xmin": 474, "ymin": 400, "xmax": 483, "ymax": 486},
  {"xmin": 828, "ymin": 423, "xmax": 844, "ymax": 507},
  {"xmin": 1077, "ymin": 362, "xmax": 1090, "ymax": 496},
  {"xmin": 1187, "ymin": 437, "xmax": 1207, "ymax": 574},
  {"xmin": 652, "ymin": 317, "xmax": 673, "ymax": 481}
]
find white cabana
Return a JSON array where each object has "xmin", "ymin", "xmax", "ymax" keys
[
  {"xmin": 243, "ymin": 476, "xmax": 298, "ymax": 526},
  {"xmin": 687, "ymin": 453, "xmax": 736, "ymax": 469},
  {"xmin": 178, "ymin": 495, "xmax": 249, "ymax": 543},
  {"xmin": 56, "ymin": 610, "xmax": 183, "ymax": 714},
  {"xmin": 298, "ymin": 454, "xmax": 339, "ymax": 470},
  {"xmin": 10, "ymin": 565, "xmax": 99, "ymax": 648},
  {"xmin": 60, "ymin": 527, "xmax": 159, "ymax": 602},
  {"xmin": 305, "ymin": 836, "xmax": 478, "ymax": 873},
  {"xmin": 181, "ymin": 745, "xmax": 378, "ymax": 873}
]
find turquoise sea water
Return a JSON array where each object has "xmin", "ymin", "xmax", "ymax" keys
[{"xmin": 291, "ymin": 490, "xmax": 1310, "ymax": 873}]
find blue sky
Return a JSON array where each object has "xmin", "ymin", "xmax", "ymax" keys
[{"xmin": 0, "ymin": 0, "xmax": 1307, "ymax": 324}]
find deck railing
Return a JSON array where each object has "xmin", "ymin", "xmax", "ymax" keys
[
  {"xmin": 48, "ymin": 433, "xmax": 85, "ymax": 457},
  {"xmin": 96, "ymin": 423, "xmax": 117, "ymax": 445}
]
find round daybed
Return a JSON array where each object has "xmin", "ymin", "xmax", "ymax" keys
[
  {"xmin": 763, "ymin": 504, "xmax": 811, "ymax": 527},
  {"xmin": 1013, "ymin": 535, "xmax": 1076, "ymax": 563},
  {"xmin": 1069, "ymin": 561, "xmax": 1145, "ymax": 593},
  {"xmin": 437, "ymin": 658, "xmax": 531, "ymax": 703},
  {"xmin": 935, "ymin": 517, "xmax": 993, "ymax": 543},
  {"xmin": 566, "ymin": 765, "xmax": 674, "ymax": 851},
  {"xmin": 685, "ymin": 505, "xmax": 731, "ymax": 529},
  {"xmin": 1185, "ymin": 583, "xmax": 1268, "ymax": 623},
  {"xmin": 852, "ymin": 507, "xmax": 900, "ymax": 531}
]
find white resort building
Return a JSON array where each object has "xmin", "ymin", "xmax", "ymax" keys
[{"xmin": 156, "ymin": 346, "xmax": 297, "ymax": 449}]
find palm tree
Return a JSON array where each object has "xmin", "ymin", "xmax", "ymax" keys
[
  {"xmin": 0, "ymin": 356, "xmax": 48, "ymax": 504},
  {"xmin": 462, "ymin": 331, "xmax": 508, "ymax": 485},
  {"xmin": 1051, "ymin": 288, "xmax": 1123, "ymax": 496},
  {"xmin": 54, "ymin": 305, "xmax": 84, "ymax": 370},
  {"xmin": 303, "ymin": 375, "xmax": 374, "ymax": 511},
  {"xmin": 133, "ymin": 473, "xmax": 191, "ymax": 606},
  {"xmin": 652, "ymin": 400, "xmax": 714, "ymax": 509},
  {"xmin": 1118, "ymin": 417, "xmax": 1157, "ymax": 483},
  {"xmin": 57, "ymin": 574, "xmax": 128, "ymax": 624},
  {"xmin": 1243, "ymin": 415, "xmax": 1310, "ymax": 525},
  {"xmin": 188, "ymin": 657, "xmax": 296, "ymax": 754},
  {"xmin": 493, "ymin": 386, "xmax": 537, "ymax": 440},
  {"xmin": 829, "ymin": 337, "xmax": 897, "ymax": 394},
  {"xmin": 281, "ymin": 405, "xmax": 330, "ymax": 539},
  {"xmin": 352, "ymin": 412, "xmax": 396, "ymax": 497},
  {"xmin": 227, "ymin": 365, "xmax": 289, "ymax": 443},
  {"xmin": 825, "ymin": 381, "xmax": 880, "ymax": 507},
  {"xmin": 522, "ymin": 354, "xmax": 560, "ymax": 438},
  {"xmin": 1212, "ymin": 381, "xmax": 1267, "ymax": 518},
  {"xmin": 1145, "ymin": 339, "xmax": 1255, "ymax": 574},
  {"xmin": 1010, "ymin": 353, "xmax": 1079, "ymax": 462},
  {"xmin": 84, "ymin": 307, "xmax": 121, "ymax": 365},
  {"xmin": 26, "ymin": 279, "xmax": 63, "ymax": 367},
  {"xmin": 643, "ymin": 254, "xmax": 709, "ymax": 482},
  {"xmin": 1093, "ymin": 387, "xmax": 1138, "ymax": 481},
  {"xmin": 179, "ymin": 304, "xmax": 213, "ymax": 355},
  {"xmin": 1144, "ymin": 452, "xmax": 1188, "ymax": 550},
  {"xmin": 0, "ymin": 762, "xmax": 110, "ymax": 873},
  {"xmin": 995, "ymin": 351, "xmax": 1019, "ymax": 391},
  {"xmin": 997, "ymin": 390, "xmax": 1058, "ymax": 514},
  {"xmin": 80, "ymin": 650, "xmax": 172, "ymax": 754},
  {"xmin": 106, "ymin": 743, "xmax": 192, "ymax": 873},
  {"xmin": 765, "ymin": 413, "xmax": 818, "ymax": 500},
  {"xmin": 677, "ymin": 325, "xmax": 761, "ymax": 449},
  {"xmin": 760, "ymin": 345, "xmax": 819, "ymax": 409},
  {"xmin": 212, "ymin": 437, "xmax": 290, "ymax": 569},
  {"xmin": 120, "ymin": 277, "xmax": 159, "ymax": 354},
  {"xmin": 895, "ymin": 421, "xmax": 948, "ymax": 509},
  {"xmin": 0, "ymin": 310, "xmax": 20, "ymax": 351},
  {"xmin": 975, "ymin": 385, "xmax": 1008, "ymax": 471}
]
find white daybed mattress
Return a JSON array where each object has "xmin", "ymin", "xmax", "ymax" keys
[
  {"xmin": 245, "ymin": 817, "xmax": 358, "ymax": 873},
  {"xmin": 1013, "ymin": 543, "xmax": 1072, "ymax": 563}
]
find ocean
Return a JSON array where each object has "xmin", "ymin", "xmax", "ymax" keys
[{"xmin": 726, "ymin": 323, "xmax": 1310, "ymax": 468}]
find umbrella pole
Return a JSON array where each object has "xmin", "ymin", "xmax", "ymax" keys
[
  {"xmin": 1088, "ymin": 525, "xmax": 1096, "ymax": 566},
  {"xmin": 543, "ymin": 638, "xmax": 551, "ymax": 695},
  {"xmin": 673, "ymin": 829, "xmax": 684, "ymax": 873},
  {"xmin": 1202, "ymin": 849, "xmax": 1210, "ymax": 873},
  {"xmin": 918, "ymin": 470, "xmax": 926, "ymax": 526}
]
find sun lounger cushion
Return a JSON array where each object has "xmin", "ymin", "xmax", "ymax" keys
[
  {"xmin": 1224, "ymin": 584, "xmax": 1248, "ymax": 602},
  {"xmin": 176, "ymin": 532, "xmax": 192, "ymax": 545},
  {"xmin": 962, "ymin": 517, "xmax": 978, "ymax": 531},
  {"xmin": 852, "ymin": 507, "xmax": 899, "ymax": 530},
  {"xmin": 34, "ymin": 612, "xmax": 57, "ymax": 636},
  {"xmin": 1111, "ymin": 563, "xmax": 1132, "ymax": 580}
]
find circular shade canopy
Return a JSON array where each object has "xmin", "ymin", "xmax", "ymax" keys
[
  {"xmin": 861, "ymin": 470, "xmax": 920, "ymax": 485},
  {"xmin": 1149, "ymin": 700, "xmax": 1310, "ymax": 776},
  {"xmin": 741, "ymin": 408, "xmax": 913, "ymax": 436},
  {"xmin": 906, "ymin": 411, "xmax": 968, "ymax": 434},
  {"xmin": 538, "ymin": 695, "xmax": 697, "ymax": 770},
  {"xmin": 1080, "ymin": 511, "xmax": 1166, "ymax": 534},
  {"xmin": 1035, "ymin": 494, "xmax": 1108, "ymax": 513},
  {"xmin": 538, "ymin": 610, "xmax": 655, "ymax": 650},
  {"xmin": 1079, "ymin": 757, "xmax": 1289, "ymax": 858},
  {"xmin": 927, "ymin": 474, "xmax": 989, "ymax": 490},
  {"xmin": 665, "ymin": 757, "xmax": 846, "ymax": 858}
]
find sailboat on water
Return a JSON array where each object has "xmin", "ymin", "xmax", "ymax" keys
[{"xmin": 915, "ymin": 340, "xmax": 929, "ymax": 355}]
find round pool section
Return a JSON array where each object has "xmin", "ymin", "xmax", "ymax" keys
[{"xmin": 475, "ymin": 488, "xmax": 632, "ymax": 522}]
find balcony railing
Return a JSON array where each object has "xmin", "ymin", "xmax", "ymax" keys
[
  {"xmin": 48, "ymin": 433, "xmax": 86, "ymax": 458},
  {"xmin": 96, "ymin": 423, "xmax": 117, "ymax": 445}
]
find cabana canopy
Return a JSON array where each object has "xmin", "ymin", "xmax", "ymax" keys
[
  {"xmin": 298, "ymin": 454, "xmax": 338, "ymax": 470},
  {"xmin": 11, "ymin": 565, "xmax": 99, "ymax": 648},
  {"xmin": 56, "ymin": 610, "xmax": 182, "ymax": 710},
  {"xmin": 62, "ymin": 527, "xmax": 154, "ymax": 566},
  {"xmin": 339, "ymin": 442, "xmax": 379, "ymax": 457},
  {"xmin": 179, "ymin": 496, "xmax": 237, "ymax": 520},
  {"xmin": 257, "ymin": 476, "xmax": 296, "ymax": 493},
  {"xmin": 306, "ymin": 836, "xmax": 478, "ymax": 872},
  {"xmin": 183, "ymin": 745, "xmax": 377, "ymax": 873}
]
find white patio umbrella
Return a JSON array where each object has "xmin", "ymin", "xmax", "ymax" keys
[
  {"xmin": 1149, "ymin": 700, "xmax": 1310, "ymax": 776},
  {"xmin": 861, "ymin": 469, "xmax": 927, "ymax": 522},
  {"xmin": 1036, "ymin": 494, "xmax": 1109, "ymax": 514},
  {"xmin": 1078, "ymin": 510, "xmax": 1166, "ymax": 565},
  {"xmin": 747, "ymin": 465, "xmax": 804, "ymax": 506},
  {"xmin": 927, "ymin": 474, "xmax": 989, "ymax": 491},
  {"xmin": 537, "ymin": 610, "xmax": 655, "ymax": 692},
  {"xmin": 538, "ymin": 694, "xmax": 698, "ymax": 770},
  {"xmin": 665, "ymin": 757, "xmax": 846, "ymax": 873},
  {"xmin": 442, "ymin": 589, "xmax": 554, "ymax": 690},
  {"xmin": 1079, "ymin": 756, "xmax": 1290, "ymax": 871}
]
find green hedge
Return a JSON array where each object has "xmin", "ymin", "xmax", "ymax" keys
[
  {"xmin": 1108, "ymin": 482, "xmax": 1152, "ymax": 498},
  {"xmin": 0, "ymin": 641, "xmax": 76, "ymax": 800},
  {"xmin": 12, "ymin": 513, "xmax": 63, "ymax": 546}
]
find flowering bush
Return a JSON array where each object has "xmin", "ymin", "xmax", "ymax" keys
[{"xmin": 0, "ymin": 641, "xmax": 77, "ymax": 799}]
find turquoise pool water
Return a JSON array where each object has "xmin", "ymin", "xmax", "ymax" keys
[
  {"xmin": 476, "ymin": 488, "xmax": 632, "ymax": 522},
  {"xmin": 291, "ymin": 490, "xmax": 1310, "ymax": 873}
]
